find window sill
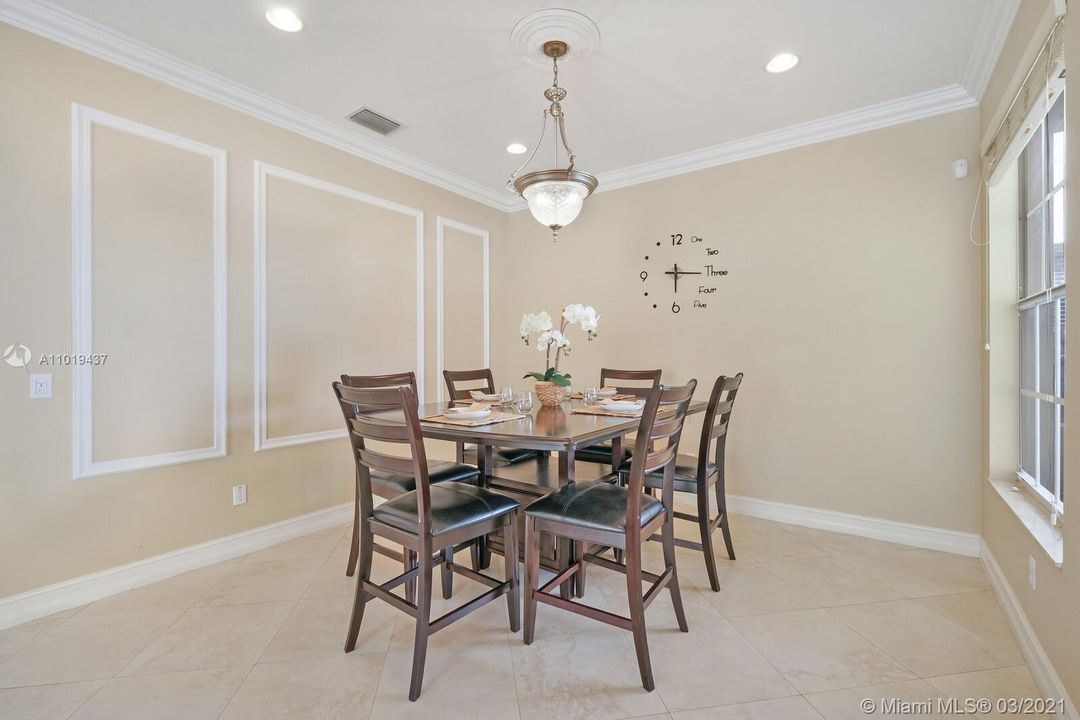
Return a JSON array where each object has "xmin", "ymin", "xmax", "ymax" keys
[{"xmin": 989, "ymin": 478, "xmax": 1064, "ymax": 567}]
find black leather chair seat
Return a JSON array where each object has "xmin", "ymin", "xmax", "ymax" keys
[
  {"xmin": 374, "ymin": 482, "xmax": 519, "ymax": 537},
  {"xmin": 575, "ymin": 441, "xmax": 633, "ymax": 465},
  {"xmin": 525, "ymin": 481, "xmax": 664, "ymax": 534},
  {"xmin": 371, "ymin": 461, "xmax": 480, "ymax": 498},
  {"xmin": 616, "ymin": 454, "xmax": 717, "ymax": 493},
  {"xmin": 462, "ymin": 446, "xmax": 541, "ymax": 466}
]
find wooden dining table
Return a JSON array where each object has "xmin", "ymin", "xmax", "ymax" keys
[{"xmin": 370, "ymin": 397, "xmax": 707, "ymax": 597}]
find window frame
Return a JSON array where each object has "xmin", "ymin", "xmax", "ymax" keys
[{"xmin": 1017, "ymin": 91, "xmax": 1066, "ymax": 515}]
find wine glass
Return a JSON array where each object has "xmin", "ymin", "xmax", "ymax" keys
[
  {"xmin": 582, "ymin": 387, "xmax": 599, "ymax": 406},
  {"xmin": 515, "ymin": 391, "xmax": 534, "ymax": 414},
  {"xmin": 499, "ymin": 386, "xmax": 514, "ymax": 408}
]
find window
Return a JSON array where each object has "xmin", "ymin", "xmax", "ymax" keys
[{"xmin": 1018, "ymin": 92, "xmax": 1066, "ymax": 512}]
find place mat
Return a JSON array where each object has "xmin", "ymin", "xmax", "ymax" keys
[
  {"xmin": 568, "ymin": 391, "xmax": 636, "ymax": 401},
  {"xmin": 570, "ymin": 405, "xmax": 643, "ymax": 418},
  {"xmin": 420, "ymin": 410, "xmax": 526, "ymax": 427}
]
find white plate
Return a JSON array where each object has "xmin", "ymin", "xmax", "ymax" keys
[
  {"xmin": 445, "ymin": 408, "xmax": 492, "ymax": 421},
  {"xmin": 469, "ymin": 392, "xmax": 501, "ymax": 401},
  {"xmin": 602, "ymin": 402, "xmax": 642, "ymax": 413}
]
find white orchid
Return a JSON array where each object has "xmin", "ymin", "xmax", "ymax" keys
[
  {"xmin": 519, "ymin": 311, "xmax": 553, "ymax": 343},
  {"xmin": 520, "ymin": 304, "xmax": 598, "ymax": 387}
]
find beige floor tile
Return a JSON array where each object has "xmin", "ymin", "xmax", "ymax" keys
[
  {"xmin": 829, "ymin": 600, "xmax": 1023, "ymax": 677},
  {"xmin": 524, "ymin": 571, "xmax": 625, "ymax": 641},
  {"xmin": 804, "ymin": 679, "xmax": 946, "ymax": 719},
  {"xmin": 764, "ymin": 556, "xmax": 906, "ymax": 607},
  {"xmin": 260, "ymin": 593, "xmax": 395, "ymax": 662},
  {"xmin": 786, "ymin": 526, "xmax": 922, "ymax": 561},
  {"xmin": 0, "ymin": 680, "xmax": 103, "ymax": 720},
  {"xmin": 78, "ymin": 560, "xmax": 239, "ymax": 616},
  {"xmin": 669, "ymin": 545, "xmax": 742, "ymax": 590},
  {"xmin": 511, "ymin": 630, "xmax": 667, "ymax": 720},
  {"xmin": 304, "ymin": 545, "xmax": 401, "ymax": 600},
  {"xmin": 836, "ymin": 549, "xmax": 988, "ymax": 598},
  {"xmin": 242, "ymin": 527, "xmax": 344, "ymax": 563},
  {"xmin": 732, "ymin": 609, "xmax": 914, "ymax": 693},
  {"xmin": 0, "ymin": 614, "xmax": 68, "ymax": 664},
  {"xmin": 0, "ymin": 610, "xmax": 180, "ymax": 687},
  {"xmin": 120, "ymin": 602, "xmax": 293, "ymax": 676},
  {"xmin": 650, "ymin": 619, "xmax": 798, "ymax": 711},
  {"xmin": 916, "ymin": 591, "xmax": 1021, "ymax": 656},
  {"xmin": 584, "ymin": 562, "xmax": 725, "ymax": 630},
  {"xmin": 730, "ymin": 525, "xmax": 831, "ymax": 563},
  {"xmin": 220, "ymin": 654, "xmax": 382, "ymax": 720},
  {"xmin": 926, "ymin": 666, "xmax": 1045, "ymax": 719},
  {"xmin": 195, "ymin": 558, "xmax": 323, "ymax": 606},
  {"xmin": 70, "ymin": 666, "xmax": 248, "ymax": 720},
  {"xmin": 372, "ymin": 641, "xmax": 518, "ymax": 720},
  {"xmin": 699, "ymin": 564, "xmax": 818, "ymax": 617},
  {"xmin": 671, "ymin": 696, "xmax": 823, "ymax": 719}
]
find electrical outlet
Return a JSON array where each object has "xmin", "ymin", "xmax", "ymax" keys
[
  {"xmin": 29, "ymin": 373, "xmax": 52, "ymax": 399},
  {"xmin": 1029, "ymin": 555, "xmax": 1037, "ymax": 590},
  {"xmin": 232, "ymin": 484, "xmax": 247, "ymax": 506}
]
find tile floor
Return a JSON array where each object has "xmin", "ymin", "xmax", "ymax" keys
[{"xmin": 0, "ymin": 513, "xmax": 1046, "ymax": 720}]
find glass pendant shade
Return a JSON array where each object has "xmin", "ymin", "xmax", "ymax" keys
[{"xmin": 523, "ymin": 180, "xmax": 587, "ymax": 230}]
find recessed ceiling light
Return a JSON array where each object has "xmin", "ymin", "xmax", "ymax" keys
[
  {"xmin": 506, "ymin": 143, "xmax": 528, "ymax": 154},
  {"xmin": 265, "ymin": 8, "xmax": 303, "ymax": 32},
  {"xmin": 765, "ymin": 52, "xmax": 799, "ymax": 74}
]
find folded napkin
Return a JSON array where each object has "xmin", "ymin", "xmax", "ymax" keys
[
  {"xmin": 469, "ymin": 390, "xmax": 501, "ymax": 401},
  {"xmin": 599, "ymin": 397, "xmax": 645, "ymax": 407},
  {"xmin": 598, "ymin": 386, "xmax": 619, "ymax": 394},
  {"xmin": 446, "ymin": 402, "xmax": 491, "ymax": 414}
]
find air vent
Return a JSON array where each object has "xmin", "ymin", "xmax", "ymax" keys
[{"xmin": 348, "ymin": 107, "xmax": 402, "ymax": 135}]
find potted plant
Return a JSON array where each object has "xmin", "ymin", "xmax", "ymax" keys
[{"xmin": 520, "ymin": 304, "xmax": 599, "ymax": 407}]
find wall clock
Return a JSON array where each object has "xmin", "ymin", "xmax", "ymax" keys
[{"xmin": 639, "ymin": 233, "xmax": 728, "ymax": 313}]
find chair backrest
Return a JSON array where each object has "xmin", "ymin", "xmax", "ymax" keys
[
  {"xmin": 332, "ymin": 381, "xmax": 433, "ymax": 531},
  {"xmin": 443, "ymin": 368, "xmax": 496, "ymax": 401},
  {"xmin": 625, "ymin": 380, "xmax": 698, "ymax": 540},
  {"xmin": 337, "ymin": 372, "xmax": 418, "ymax": 460},
  {"xmin": 696, "ymin": 374, "xmax": 743, "ymax": 476},
  {"xmin": 599, "ymin": 368, "xmax": 662, "ymax": 399}
]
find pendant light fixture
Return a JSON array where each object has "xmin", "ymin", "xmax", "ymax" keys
[{"xmin": 508, "ymin": 40, "xmax": 598, "ymax": 241}]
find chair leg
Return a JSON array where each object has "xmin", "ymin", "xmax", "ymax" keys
[
  {"xmin": 698, "ymin": 488, "xmax": 720, "ymax": 592},
  {"xmin": 344, "ymin": 522, "xmax": 373, "ymax": 652},
  {"xmin": 575, "ymin": 541, "xmax": 587, "ymax": 598},
  {"xmin": 716, "ymin": 479, "xmax": 736, "ymax": 560},
  {"xmin": 504, "ymin": 514, "xmax": 520, "ymax": 633},
  {"xmin": 441, "ymin": 546, "xmax": 454, "ymax": 600},
  {"xmin": 404, "ymin": 549, "xmax": 417, "ymax": 604},
  {"xmin": 346, "ymin": 483, "xmax": 360, "ymax": 577},
  {"xmin": 662, "ymin": 514, "xmax": 689, "ymax": 632},
  {"xmin": 408, "ymin": 541, "xmax": 433, "ymax": 702},
  {"xmin": 523, "ymin": 515, "xmax": 540, "ymax": 645},
  {"xmin": 625, "ymin": 543, "xmax": 655, "ymax": 691},
  {"xmin": 558, "ymin": 536, "xmax": 572, "ymax": 600}
]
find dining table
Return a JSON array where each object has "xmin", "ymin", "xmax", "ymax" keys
[{"xmin": 369, "ymin": 396, "xmax": 707, "ymax": 597}]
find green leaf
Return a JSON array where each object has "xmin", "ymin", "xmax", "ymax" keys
[
  {"xmin": 549, "ymin": 373, "xmax": 571, "ymax": 387},
  {"xmin": 544, "ymin": 367, "xmax": 555, "ymax": 380},
  {"xmin": 523, "ymin": 372, "xmax": 547, "ymax": 382}
]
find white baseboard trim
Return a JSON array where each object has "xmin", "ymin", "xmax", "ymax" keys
[
  {"xmin": 980, "ymin": 542, "xmax": 1078, "ymax": 719},
  {"xmin": 0, "ymin": 502, "xmax": 351, "ymax": 632},
  {"xmin": 726, "ymin": 493, "xmax": 982, "ymax": 557}
]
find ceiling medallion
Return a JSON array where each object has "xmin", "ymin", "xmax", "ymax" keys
[{"xmin": 507, "ymin": 39, "xmax": 598, "ymax": 241}]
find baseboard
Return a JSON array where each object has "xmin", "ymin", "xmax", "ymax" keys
[
  {"xmin": 980, "ymin": 542, "xmax": 1078, "ymax": 719},
  {"xmin": 0, "ymin": 502, "xmax": 351, "ymax": 631},
  {"xmin": 725, "ymin": 493, "xmax": 982, "ymax": 557}
]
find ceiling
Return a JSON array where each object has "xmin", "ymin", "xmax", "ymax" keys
[{"xmin": 15, "ymin": 1, "xmax": 1012, "ymax": 206}]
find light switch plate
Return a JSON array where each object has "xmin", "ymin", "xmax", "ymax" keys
[{"xmin": 29, "ymin": 373, "xmax": 52, "ymax": 399}]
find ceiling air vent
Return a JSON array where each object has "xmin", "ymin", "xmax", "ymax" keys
[{"xmin": 348, "ymin": 107, "xmax": 401, "ymax": 135}]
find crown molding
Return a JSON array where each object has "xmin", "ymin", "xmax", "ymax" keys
[
  {"xmin": 961, "ymin": 0, "xmax": 1022, "ymax": 101},
  {"xmin": 591, "ymin": 85, "xmax": 977, "ymax": 196},
  {"xmin": 0, "ymin": 0, "xmax": 518, "ymax": 212}
]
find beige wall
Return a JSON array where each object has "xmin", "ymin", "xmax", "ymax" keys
[
  {"xmin": 504, "ymin": 108, "xmax": 983, "ymax": 533},
  {"xmin": 0, "ymin": 22, "xmax": 508, "ymax": 597},
  {"xmin": 978, "ymin": 1, "xmax": 1080, "ymax": 705}
]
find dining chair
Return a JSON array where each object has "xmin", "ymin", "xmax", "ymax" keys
[
  {"xmin": 523, "ymin": 380, "xmax": 697, "ymax": 692},
  {"xmin": 442, "ymin": 368, "xmax": 540, "ymax": 466},
  {"xmin": 575, "ymin": 368, "xmax": 662, "ymax": 469},
  {"xmin": 617, "ymin": 373, "xmax": 743, "ymax": 591},
  {"xmin": 337, "ymin": 372, "xmax": 482, "ymax": 600},
  {"xmin": 335, "ymin": 381, "xmax": 520, "ymax": 701}
]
